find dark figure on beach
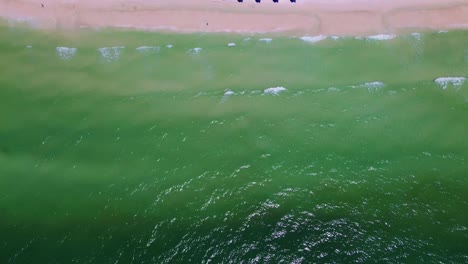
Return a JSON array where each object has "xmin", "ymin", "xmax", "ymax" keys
[
  {"xmin": 41, "ymin": 3, "xmax": 44, "ymax": 7},
  {"xmin": 273, "ymin": 0, "xmax": 278, "ymax": 2},
  {"xmin": 255, "ymin": 0, "xmax": 261, "ymax": 3},
  {"xmin": 238, "ymin": 0, "xmax": 243, "ymax": 2}
]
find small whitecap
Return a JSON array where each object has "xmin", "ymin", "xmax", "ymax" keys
[
  {"xmin": 438, "ymin": 30, "xmax": 449, "ymax": 33},
  {"xmin": 300, "ymin": 35, "xmax": 327, "ymax": 44},
  {"xmin": 227, "ymin": 42, "xmax": 236, "ymax": 47},
  {"xmin": 187, "ymin": 47, "xmax": 202, "ymax": 55},
  {"xmin": 410, "ymin": 32, "xmax": 422, "ymax": 41},
  {"xmin": 365, "ymin": 82, "xmax": 385, "ymax": 92},
  {"xmin": 264, "ymin": 86, "xmax": 287, "ymax": 95},
  {"xmin": 272, "ymin": 230, "xmax": 287, "ymax": 239},
  {"xmin": 353, "ymin": 81, "xmax": 385, "ymax": 92},
  {"xmin": 136, "ymin": 46, "xmax": 160, "ymax": 53},
  {"xmin": 98, "ymin": 46, "xmax": 124, "ymax": 62},
  {"xmin": 328, "ymin": 87, "xmax": 339, "ymax": 92},
  {"xmin": 166, "ymin": 44, "xmax": 173, "ymax": 48},
  {"xmin": 262, "ymin": 200, "xmax": 280, "ymax": 209},
  {"xmin": 221, "ymin": 90, "xmax": 235, "ymax": 103},
  {"xmin": 56, "ymin": 47, "xmax": 77, "ymax": 60},
  {"xmin": 224, "ymin": 90, "xmax": 235, "ymax": 96},
  {"xmin": 435, "ymin": 77, "xmax": 466, "ymax": 89},
  {"xmin": 330, "ymin": 36, "xmax": 340, "ymax": 40},
  {"xmin": 365, "ymin": 81, "xmax": 384, "ymax": 88},
  {"xmin": 26, "ymin": 45, "xmax": 32, "ymax": 49},
  {"xmin": 366, "ymin": 34, "xmax": 396, "ymax": 41},
  {"xmin": 259, "ymin": 38, "xmax": 272, "ymax": 43}
]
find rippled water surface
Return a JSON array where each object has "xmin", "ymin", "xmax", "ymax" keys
[{"xmin": 1, "ymin": 24, "xmax": 468, "ymax": 263}]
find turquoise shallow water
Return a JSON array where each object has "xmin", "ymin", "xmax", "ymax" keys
[{"xmin": 0, "ymin": 24, "xmax": 468, "ymax": 263}]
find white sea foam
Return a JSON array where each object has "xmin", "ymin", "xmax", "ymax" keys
[
  {"xmin": 300, "ymin": 35, "xmax": 327, "ymax": 44},
  {"xmin": 136, "ymin": 46, "xmax": 160, "ymax": 53},
  {"xmin": 26, "ymin": 45, "xmax": 32, "ymax": 49},
  {"xmin": 410, "ymin": 32, "xmax": 422, "ymax": 41},
  {"xmin": 259, "ymin": 38, "xmax": 272, "ymax": 43},
  {"xmin": 366, "ymin": 34, "xmax": 396, "ymax": 41},
  {"xmin": 365, "ymin": 81, "xmax": 385, "ymax": 88},
  {"xmin": 56, "ymin": 47, "xmax": 77, "ymax": 60},
  {"xmin": 166, "ymin": 44, "xmax": 173, "ymax": 48},
  {"xmin": 435, "ymin": 77, "xmax": 466, "ymax": 89},
  {"xmin": 353, "ymin": 81, "xmax": 385, "ymax": 92},
  {"xmin": 98, "ymin": 46, "xmax": 124, "ymax": 62},
  {"xmin": 227, "ymin": 43, "xmax": 236, "ymax": 47},
  {"xmin": 264, "ymin": 86, "xmax": 287, "ymax": 95},
  {"xmin": 366, "ymin": 82, "xmax": 385, "ymax": 92},
  {"xmin": 330, "ymin": 36, "xmax": 340, "ymax": 40},
  {"xmin": 187, "ymin": 47, "xmax": 202, "ymax": 55},
  {"xmin": 221, "ymin": 90, "xmax": 235, "ymax": 103}
]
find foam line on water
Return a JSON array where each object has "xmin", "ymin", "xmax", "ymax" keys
[
  {"xmin": 136, "ymin": 46, "xmax": 160, "ymax": 53},
  {"xmin": 352, "ymin": 82, "xmax": 385, "ymax": 92},
  {"xmin": 264, "ymin": 87, "xmax": 287, "ymax": 95},
  {"xmin": 224, "ymin": 90, "xmax": 235, "ymax": 96},
  {"xmin": 221, "ymin": 90, "xmax": 235, "ymax": 103},
  {"xmin": 300, "ymin": 35, "xmax": 327, "ymax": 44},
  {"xmin": 366, "ymin": 34, "xmax": 396, "ymax": 41}
]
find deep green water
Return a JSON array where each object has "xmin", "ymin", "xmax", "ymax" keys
[{"xmin": 1, "ymin": 24, "xmax": 468, "ymax": 263}]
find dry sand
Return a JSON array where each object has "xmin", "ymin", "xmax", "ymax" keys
[{"xmin": 1, "ymin": 0, "xmax": 468, "ymax": 35}]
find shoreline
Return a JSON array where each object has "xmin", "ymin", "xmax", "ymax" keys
[{"xmin": 1, "ymin": 0, "xmax": 468, "ymax": 36}]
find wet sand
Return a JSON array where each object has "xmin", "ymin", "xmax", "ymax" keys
[{"xmin": 1, "ymin": 0, "xmax": 468, "ymax": 35}]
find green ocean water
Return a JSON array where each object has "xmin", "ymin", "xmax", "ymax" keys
[{"xmin": 1, "ymin": 24, "xmax": 468, "ymax": 263}]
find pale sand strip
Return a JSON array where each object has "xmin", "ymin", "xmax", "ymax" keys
[{"xmin": 1, "ymin": 0, "xmax": 468, "ymax": 35}]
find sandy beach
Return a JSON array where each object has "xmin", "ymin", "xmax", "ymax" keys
[{"xmin": 1, "ymin": 0, "xmax": 468, "ymax": 35}]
